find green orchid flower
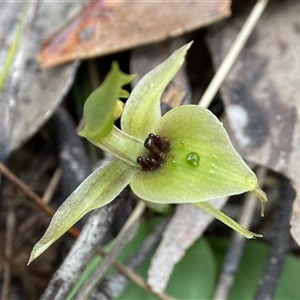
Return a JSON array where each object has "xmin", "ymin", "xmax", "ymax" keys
[{"xmin": 29, "ymin": 42, "xmax": 267, "ymax": 264}]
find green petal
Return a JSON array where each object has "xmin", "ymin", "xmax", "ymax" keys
[
  {"xmin": 79, "ymin": 62, "xmax": 135, "ymax": 141},
  {"xmin": 131, "ymin": 105, "xmax": 267, "ymax": 208},
  {"xmin": 121, "ymin": 42, "xmax": 193, "ymax": 140},
  {"xmin": 194, "ymin": 202, "xmax": 262, "ymax": 238},
  {"xmin": 28, "ymin": 159, "xmax": 135, "ymax": 264}
]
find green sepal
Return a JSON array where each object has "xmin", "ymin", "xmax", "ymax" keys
[
  {"xmin": 121, "ymin": 42, "xmax": 193, "ymax": 140},
  {"xmin": 28, "ymin": 159, "xmax": 135, "ymax": 264},
  {"xmin": 194, "ymin": 202, "xmax": 262, "ymax": 238},
  {"xmin": 131, "ymin": 105, "xmax": 267, "ymax": 212},
  {"xmin": 79, "ymin": 62, "xmax": 136, "ymax": 140}
]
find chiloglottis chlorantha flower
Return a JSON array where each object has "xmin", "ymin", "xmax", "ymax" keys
[{"xmin": 29, "ymin": 42, "xmax": 267, "ymax": 264}]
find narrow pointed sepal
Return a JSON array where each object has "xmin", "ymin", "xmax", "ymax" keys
[
  {"xmin": 28, "ymin": 159, "xmax": 134, "ymax": 264},
  {"xmin": 121, "ymin": 41, "xmax": 193, "ymax": 140},
  {"xmin": 194, "ymin": 201, "xmax": 262, "ymax": 238}
]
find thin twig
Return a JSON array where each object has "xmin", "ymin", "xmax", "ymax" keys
[
  {"xmin": 95, "ymin": 247, "xmax": 176, "ymax": 300},
  {"xmin": 0, "ymin": 161, "xmax": 79, "ymax": 236},
  {"xmin": 40, "ymin": 204, "xmax": 117, "ymax": 300},
  {"xmin": 0, "ymin": 162, "xmax": 55, "ymax": 217},
  {"xmin": 75, "ymin": 201, "xmax": 146, "ymax": 299},
  {"xmin": 1, "ymin": 207, "xmax": 15, "ymax": 300},
  {"xmin": 255, "ymin": 177, "xmax": 294, "ymax": 300},
  {"xmin": 213, "ymin": 166, "xmax": 267, "ymax": 300},
  {"xmin": 198, "ymin": 0, "xmax": 269, "ymax": 108},
  {"xmin": 92, "ymin": 217, "xmax": 170, "ymax": 299},
  {"xmin": 42, "ymin": 167, "xmax": 62, "ymax": 204}
]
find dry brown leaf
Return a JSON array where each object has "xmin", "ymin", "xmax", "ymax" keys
[
  {"xmin": 38, "ymin": 0, "xmax": 231, "ymax": 69},
  {"xmin": 0, "ymin": 2, "xmax": 83, "ymax": 151},
  {"xmin": 206, "ymin": 1, "xmax": 300, "ymax": 246},
  {"xmin": 147, "ymin": 198, "xmax": 228, "ymax": 293}
]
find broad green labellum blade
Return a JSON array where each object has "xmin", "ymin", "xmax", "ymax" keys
[
  {"xmin": 121, "ymin": 41, "xmax": 193, "ymax": 140},
  {"xmin": 29, "ymin": 159, "xmax": 134, "ymax": 264},
  {"xmin": 79, "ymin": 62, "xmax": 135, "ymax": 141},
  {"xmin": 131, "ymin": 105, "xmax": 267, "ymax": 211}
]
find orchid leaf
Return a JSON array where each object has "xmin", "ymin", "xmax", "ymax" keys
[
  {"xmin": 28, "ymin": 159, "xmax": 135, "ymax": 264},
  {"xmin": 131, "ymin": 105, "xmax": 267, "ymax": 212},
  {"xmin": 79, "ymin": 62, "xmax": 135, "ymax": 141},
  {"xmin": 121, "ymin": 42, "xmax": 193, "ymax": 140}
]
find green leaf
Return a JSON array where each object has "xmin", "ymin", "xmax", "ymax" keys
[
  {"xmin": 79, "ymin": 62, "xmax": 135, "ymax": 141},
  {"xmin": 118, "ymin": 237, "xmax": 216, "ymax": 299},
  {"xmin": 165, "ymin": 238, "xmax": 216, "ymax": 299},
  {"xmin": 28, "ymin": 159, "xmax": 135, "ymax": 264},
  {"xmin": 121, "ymin": 42, "xmax": 193, "ymax": 140},
  {"xmin": 210, "ymin": 239, "xmax": 300, "ymax": 299},
  {"xmin": 131, "ymin": 105, "xmax": 267, "ymax": 209}
]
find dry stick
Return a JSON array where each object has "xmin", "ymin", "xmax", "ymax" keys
[
  {"xmin": 95, "ymin": 246, "xmax": 176, "ymax": 300},
  {"xmin": 198, "ymin": 2, "xmax": 269, "ymax": 296},
  {"xmin": 1, "ymin": 208, "xmax": 15, "ymax": 300},
  {"xmin": 75, "ymin": 201, "xmax": 147, "ymax": 299},
  {"xmin": 78, "ymin": 203, "xmax": 174, "ymax": 300},
  {"xmin": 0, "ymin": 162, "xmax": 58, "ymax": 222},
  {"xmin": 213, "ymin": 167, "xmax": 267, "ymax": 300},
  {"xmin": 0, "ymin": 161, "xmax": 174, "ymax": 300},
  {"xmin": 94, "ymin": 246, "xmax": 175, "ymax": 300},
  {"xmin": 0, "ymin": 161, "xmax": 78, "ymax": 237},
  {"xmin": 41, "ymin": 205, "xmax": 117, "ymax": 300},
  {"xmin": 42, "ymin": 168, "xmax": 62, "ymax": 204},
  {"xmin": 198, "ymin": 0, "xmax": 269, "ymax": 108},
  {"xmin": 254, "ymin": 178, "xmax": 295, "ymax": 300},
  {"xmin": 92, "ymin": 218, "xmax": 170, "ymax": 299}
]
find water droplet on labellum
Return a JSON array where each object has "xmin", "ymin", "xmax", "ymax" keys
[{"xmin": 186, "ymin": 152, "xmax": 200, "ymax": 167}]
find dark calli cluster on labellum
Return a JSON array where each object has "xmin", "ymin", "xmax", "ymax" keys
[{"xmin": 137, "ymin": 133, "xmax": 170, "ymax": 171}]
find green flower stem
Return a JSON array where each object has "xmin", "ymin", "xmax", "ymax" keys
[
  {"xmin": 87, "ymin": 126, "xmax": 145, "ymax": 168},
  {"xmin": 194, "ymin": 201, "xmax": 262, "ymax": 238},
  {"xmin": 251, "ymin": 187, "xmax": 267, "ymax": 216}
]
